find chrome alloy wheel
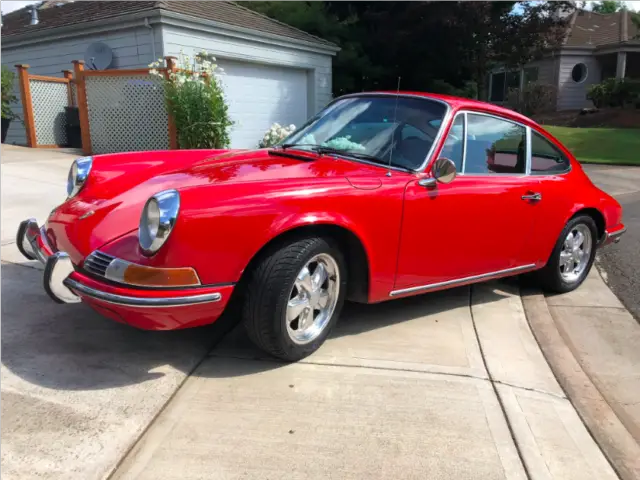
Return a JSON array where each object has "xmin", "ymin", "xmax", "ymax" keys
[
  {"xmin": 286, "ymin": 253, "xmax": 340, "ymax": 345},
  {"xmin": 559, "ymin": 224, "xmax": 592, "ymax": 282}
]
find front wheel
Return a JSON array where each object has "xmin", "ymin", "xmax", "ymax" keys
[
  {"xmin": 242, "ymin": 237, "xmax": 346, "ymax": 361},
  {"xmin": 537, "ymin": 215, "xmax": 597, "ymax": 293}
]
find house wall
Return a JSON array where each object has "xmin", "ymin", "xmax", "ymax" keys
[
  {"xmin": 556, "ymin": 53, "xmax": 601, "ymax": 111},
  {"xmin": 160, "ymin": 23, "xmax": 333, "ymax": 115},
  {"xmin": 527, "ymin": 57, "xmax": 557, "ymax": 85},
  {"xmin": 1, "ymin": 26, "xmax": 159, "ymax": 145}
]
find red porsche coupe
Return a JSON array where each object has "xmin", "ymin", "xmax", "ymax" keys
[{"xmin": 17, "ymin": 92, "xmax": 625, "ymax": 360}]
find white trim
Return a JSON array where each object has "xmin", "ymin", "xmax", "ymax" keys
[
  {"xmin": 158, "ymin": 11, "xmax": 339, "ymax": 56},
  {"xmin": 1, "ymin": 11, "xmax": 164, "ymax": 48},
  {"xmin": 2, "ymin": 9, "xmax": 340, "ymax": 56}
]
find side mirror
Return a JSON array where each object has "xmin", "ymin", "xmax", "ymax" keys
[{"xmin": 432, "ymin": 157, "xmax": 457, "ymax": 184}]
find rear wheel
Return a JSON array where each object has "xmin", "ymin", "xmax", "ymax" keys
[
  {"xmin": 242, "ymin": 237, "xmax": 346, "ymax": 361},
  {"xmin": 537, "ymin": 215, "xmax": 597, "ymax": 293}
]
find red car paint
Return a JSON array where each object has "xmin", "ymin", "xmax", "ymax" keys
[{"xmin": 44, "ymin": 92, "xmax": 624, "ymax": 329}]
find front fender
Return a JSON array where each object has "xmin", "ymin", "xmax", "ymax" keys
[{"xmin": 99, "ymin": 177, "xmax": 407, "ymax": 301}]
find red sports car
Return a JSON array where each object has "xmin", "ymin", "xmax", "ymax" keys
[{"xmin": 17, "ymin": 92, "xmax": 625, "ymax": 361}]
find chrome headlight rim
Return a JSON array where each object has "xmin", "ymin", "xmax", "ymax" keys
[
  {"xmin": 66, "ymin": 156, "xmax": 93, "ymax": 198},
  {"xmin": 139, "ymin": 189, "xmax": 180, "ymax": 256}
]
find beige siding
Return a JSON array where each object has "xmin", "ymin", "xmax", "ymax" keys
[
  {"xmin": 527, "ymin": 58, "xmax": 556, "ymax": 85},
  {"xmin": 556, "ymin": 54, "xmax": 601, "ymax": 111}
]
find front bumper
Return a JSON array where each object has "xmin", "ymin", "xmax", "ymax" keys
[{"xmin": 17, "ymin": 218, "xmax": 232, "ymax": 329}]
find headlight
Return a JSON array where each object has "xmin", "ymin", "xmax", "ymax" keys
[
  {"xmin": 66, "ymin": 156, "xmax": 93, "ymax": 198},
  {"xmin": 139, "ymin": 189, "xmax": 180, "ymax": 256}
]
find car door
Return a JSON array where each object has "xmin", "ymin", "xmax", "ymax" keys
[{"xmin": 393, "ymin": 111, "xmax": 543, "ymax": 293}]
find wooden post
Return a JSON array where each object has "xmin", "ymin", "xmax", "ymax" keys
[
  {"xmin": 72, "ymin": 60, "xmax": 92, "ymax": 155},
  {"xmin": 15, "ymin": 64, "xmax": 37, "ymax": 147},
  {"xmin": 164, "ymin": 56, "xmax": 178, "ymax": 149},
  {"xmin": 62, "ymin": 70, "xmax": 74, "ymax": 106}
]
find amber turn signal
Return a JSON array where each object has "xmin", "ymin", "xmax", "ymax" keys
[{"xmin": 121, "ymin": 263, "xmax": 200, "ymax": 287}]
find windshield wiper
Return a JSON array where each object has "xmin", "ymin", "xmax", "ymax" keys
[
  {"xmin": 279, "ymin": 143, "xmax": 319, "ymax": 150},
  {"xmin": 313, "ymin": 146, "xmax": 384, "ymax": 164}
]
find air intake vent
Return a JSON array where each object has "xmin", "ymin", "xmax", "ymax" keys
[{"xmin": 83, "ymin": 251, "xmax": 114, "ymax": 278}]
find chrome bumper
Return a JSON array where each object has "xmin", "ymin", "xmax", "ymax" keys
[
  {"xmin": 17, "ymin": 218, "xmax": 81, "ymax": 304},
  {"xmin": 17, "ymin": 218, "xmax": 223, "ymax": 307}
]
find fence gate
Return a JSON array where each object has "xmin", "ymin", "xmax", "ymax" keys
[
  {"xmin": 82, "ymin": 70, "xmax": 169, "ymax": 154},
  {"xmin": 15, "ymin": 65, "xmax": 76, "ymax": 148}
]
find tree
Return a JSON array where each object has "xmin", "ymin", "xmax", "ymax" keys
[
  {"xmin": 591, "ymin": 1, "xmax": 624, "ymax": 13},
  {"xmin": 446, "ymin": 1, "xmax": 574, "ymax": 100},
  {"xmin": 239, "ymin": 1, "xmax": 575, "ymax": 100}
]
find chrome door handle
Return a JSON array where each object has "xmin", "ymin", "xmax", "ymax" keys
[{"xmin": 522, "ymin": 192, "xmax": 542, "ymax": 202}]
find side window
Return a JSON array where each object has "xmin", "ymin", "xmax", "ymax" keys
[
  {"xmin": 465, "ymin": 114, "xmax": 526, "ymax": 175},
  {"xmin": 440, "ymin": 115, "xmax": 464, "ymax": 171},
  {"xmin": 531, "ymin": 131, "xmax": 570, "ymax": 174}
]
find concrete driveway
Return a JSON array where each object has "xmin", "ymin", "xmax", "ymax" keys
[
  {"xmin": 1, "ymin": 146, "xmax": 229, "ymax": 479},
  {"xmin": 0, "ymin": 145, "xmax": 618, "ymax": 479}
]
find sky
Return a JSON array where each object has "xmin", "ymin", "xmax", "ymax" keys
[{"xmin": 2, "ymin": 0, "xmax": 640, "ymax": 15}]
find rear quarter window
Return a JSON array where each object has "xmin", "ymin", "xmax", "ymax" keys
[{"xmin": 531, "ymin": 131, "xmax": 571, "ymax": 174}]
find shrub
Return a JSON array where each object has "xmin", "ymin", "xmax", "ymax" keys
[
  {"xmin": 587, "ymin": 78, "xmax": 640, "ymax": 109},
  {"xmin": 259, "ymin": 123, "xmax": 296, "ymax": 148},
  {"xmin": 429, "ymin": 79, "xmax": 478, "ymax": 99},
  {"xmin": 1, "ymin": 66, "xmax": 18, "ymax": 120},
  {"xmin": 506, "ymin": 83, "xmax": 557, "ymax": 116},
  {"xmin": 150, "ymin": 52, "xmax": 233, "ymax": 149}
]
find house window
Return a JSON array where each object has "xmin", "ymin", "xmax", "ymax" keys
[
  {"xmin": 571, "ymin": 63, "xmax": 588, "ymax": 83},
  {"xmin": 489, "ymin": 67, "xmax": 539, "ymax": 102}
]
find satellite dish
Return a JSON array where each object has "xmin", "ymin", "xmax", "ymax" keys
[{"xmin": 84, "ymin": 42, "xmax": 113, "ymax": 70}]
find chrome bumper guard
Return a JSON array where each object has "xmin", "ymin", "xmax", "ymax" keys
[
  {"xmin": 17, "ymin": 218, "xmax": 223, "ymax": 307},
  {"xmin": 600, "ymin": 227, "xmax": 626, "ymax": 247},
  {"xmin": 17, "ymin": 218, "xmax": 81, "ymax": 304}
]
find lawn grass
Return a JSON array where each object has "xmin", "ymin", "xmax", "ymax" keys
[{"xmin": 545, "ymin": 126, "xmax": 640, "ymax": 166}]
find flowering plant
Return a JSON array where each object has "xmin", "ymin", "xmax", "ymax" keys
[
  {"xmin": 259, "ymin": 123, "xmax": 296, "ymax": 148},
  {"xmin": 149, "ymin": 51, "xmax": 233, "ymax": 149}
]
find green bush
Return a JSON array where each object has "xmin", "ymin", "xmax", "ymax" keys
[
  {"xmin": 1, "ymin": 66, "xmax": 18, "ymax": 120},
  {"xmin": 506, "ymin": 83, "xmax": 557, "ymax": 116},
  {"xmin": 150, "ymin": 51, "xmax": 233, "ymax": 149},
  {"xmin": 429, "ymin": 79, "xmax": 478, "ymax": 99},
  {"xmin": 587, "ymin": 78, "xmax": 640, "ymax": 109}
]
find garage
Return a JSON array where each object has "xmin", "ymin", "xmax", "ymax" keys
[
  {"xmin": 1, "ymin": 1, "xmax": 338, "ymax": 150},
  {"xmin": 220, "ymin": 60, "xmax": 309, "ymax": 148}
]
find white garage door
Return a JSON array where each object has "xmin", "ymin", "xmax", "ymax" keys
[{"xmin": 219, "ymin": 60, "xmax": 308, "ymax": 149}]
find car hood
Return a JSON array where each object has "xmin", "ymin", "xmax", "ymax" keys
[{"xmin": 46, "ymin": 149, "xmax": 382, "ymax": 260}]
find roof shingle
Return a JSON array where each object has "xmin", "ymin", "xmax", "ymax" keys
[
  {"xmin": 565, "ymin": 9, "xmax": 640, "ymax": 47},
  {"xmin": 1, "ymin": 1, "xmax": 337, "ymax": 48}
]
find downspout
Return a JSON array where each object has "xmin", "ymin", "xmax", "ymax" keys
[{"xmin": 144, "ymin": 17, "xmax": 156, "ymax": 62}]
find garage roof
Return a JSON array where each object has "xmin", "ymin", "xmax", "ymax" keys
[{"xmin": 1, "ymin": 1, "xmax": 338, "ymax": 48}]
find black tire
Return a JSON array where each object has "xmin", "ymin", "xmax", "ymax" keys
[
  {"xmin": 537, "ymin": 215, "xmax": 598, "ymax": 293},
  {"xmin": 242, "ymin": 237, "xmax": 347, "ymax": 361}
]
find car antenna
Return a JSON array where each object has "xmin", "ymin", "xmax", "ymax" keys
[{"xmin": 386, "ymin": 76, "xmax": 401, "ymax": 177}]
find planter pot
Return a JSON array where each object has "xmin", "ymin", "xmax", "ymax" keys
[
  {"xmin": 66, "ymin": 125, "xmax": 82, "ymax": 148},
  {"xmin": 65, "ymin": 107, "xmax": 80, "ymax": 127},
  {"xmin": 1, "ymin": 118, "xmax": 10, "ymax": 143}
]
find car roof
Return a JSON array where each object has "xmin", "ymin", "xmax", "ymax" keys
[{"xmin": 347, "ymin": 91, "xmax": 537, "ymax": 127}]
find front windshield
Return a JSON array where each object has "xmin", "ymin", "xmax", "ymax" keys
[{"xmin": 280, "ymin": 95, "xmax": 448, "ymax": 171}]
